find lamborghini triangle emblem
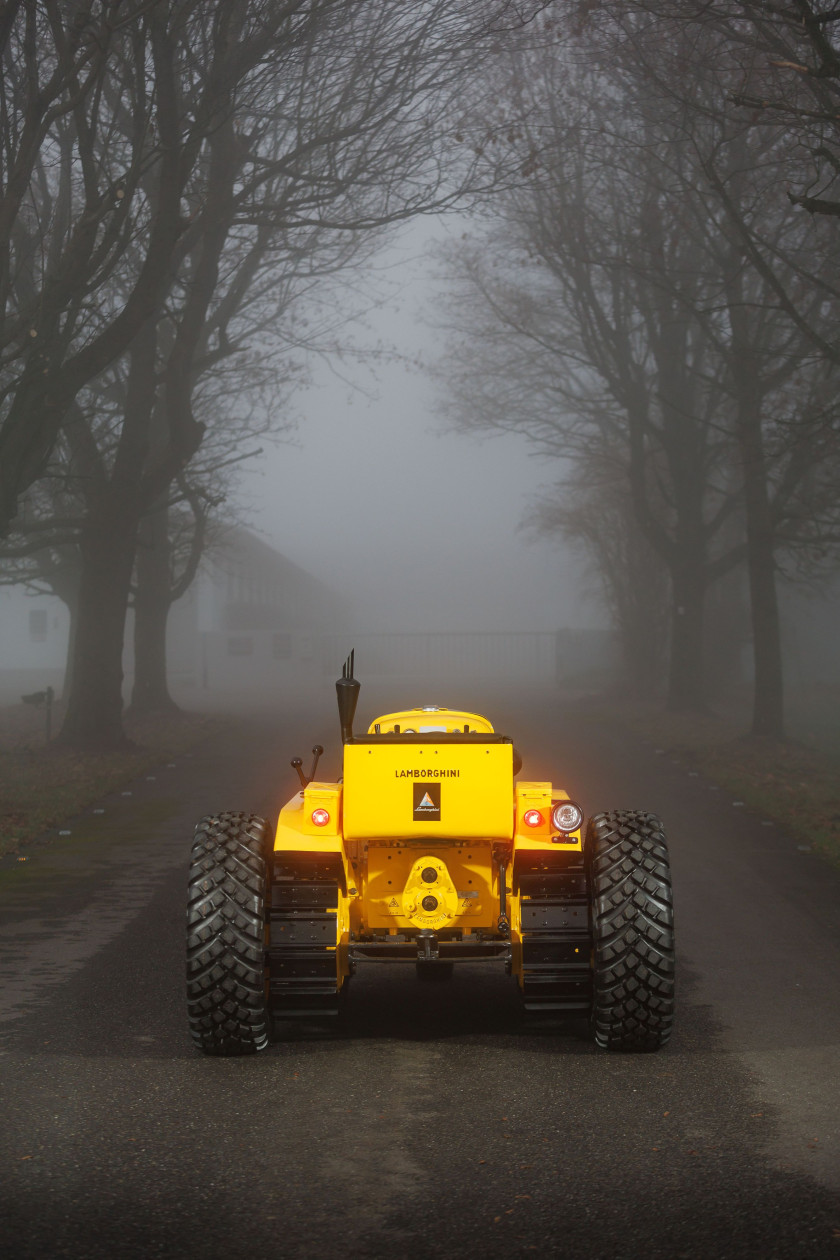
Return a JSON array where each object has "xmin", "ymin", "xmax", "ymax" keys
[{"xmin": 413, "ymin": 782, "xmax": 441, "ymax": 820}]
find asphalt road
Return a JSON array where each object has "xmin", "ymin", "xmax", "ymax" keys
[{"xmin": 1, "ymin": 683, "xmax": 839, "ymax": 1260}]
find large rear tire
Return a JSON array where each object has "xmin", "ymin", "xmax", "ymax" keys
[
  {"xmin": 586, "ymin": 810, "xmax": 675, "ymax": 1052},
  {"xmin": 187, "ymin": 812, "xmax": 270, "ymax": 1056}
]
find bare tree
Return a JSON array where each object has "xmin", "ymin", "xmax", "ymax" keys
[
  {"xmin": 526, "ymin": 446, "xmax": 670, "ymax": 700},
  {"xmin": 0, "ymin": 0, "xmax": 543, "ymax": 538},
  {"xmin": 434, "ymin": 21, "xmax": 840, "ymax": 735},
  {"xmin": 1, "ymin": 0, "xmax": 552, "ymax": 747},
  {"xmin": 603, "ymin": 0, "xmax": 840, "ymax": 218}
]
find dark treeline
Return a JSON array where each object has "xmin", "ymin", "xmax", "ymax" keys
[
  {"xmin": 435, "ymin": 2, "xmax": 840, "ymax": 738},
  {"xmin": 0, "ymin": 0, "xmax": 547, "ymax": 749}
]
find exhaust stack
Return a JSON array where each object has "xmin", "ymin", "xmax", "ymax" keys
[{"xmin": 336, "ymin": 649, "xmax": 360, "ymax": 745}]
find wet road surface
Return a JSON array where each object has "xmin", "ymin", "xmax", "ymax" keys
[{"xmin": 1, "ymin": 685, "xmax": 839, "ymax": 1259}]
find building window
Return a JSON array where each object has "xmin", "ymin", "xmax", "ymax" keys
[
  {"xmin": 273, "ymin": 633, "xmax": 292, "ymax": 660},
  {"xmin": 29, "ymin": 609, "xmax": 47, "ymax": 642},
  {"xmin": 227, "ymin": 636, "xmax": 253, "ymax": 657}
]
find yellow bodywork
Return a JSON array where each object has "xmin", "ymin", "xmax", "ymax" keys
[
  {"xmin": 367, "ymin": 707, "xmax": 495, "ymax": 734},
  {"xmin": 343, "ymin": 742, "xmax": 514, "ymax": 840},
  {"xmin": 364, "ymin": 841, "xmax": 495, "ymax": 930},
  {"xmin": 273, "ymin": 705, "xmax": 582, "ymax": 990}
]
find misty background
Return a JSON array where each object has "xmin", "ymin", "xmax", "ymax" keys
[
  {"xmin": 1, "ymin": 2, "xmax": 840, "ymax": 750},
  {"xmin": 244, "ymin": 218, "xmax": 589, "ymax": 635}
]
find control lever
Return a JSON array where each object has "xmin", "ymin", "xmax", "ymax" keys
[
  {"xmin": 291, "ymin": 744, "xmax": 324, "ymax": 789},
  {"xmin": 308, "ymin": 744, "xmax": 324, "ymax": 781}
]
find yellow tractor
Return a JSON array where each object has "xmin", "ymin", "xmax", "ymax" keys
[{"xmin": 187, "ymin": 654, "xmax": 675, "ymax": 1054}]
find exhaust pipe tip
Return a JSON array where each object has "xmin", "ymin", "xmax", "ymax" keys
[{"xmin": 336, "ymin": 650, "xmax": 360, "ymax": 744}]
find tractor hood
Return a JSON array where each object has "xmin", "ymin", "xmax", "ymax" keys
[{"xmin": 366, "ymin": 706, "xmax": 494, "ymax": 735}]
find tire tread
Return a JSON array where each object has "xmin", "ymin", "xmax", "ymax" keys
[
  {"xmin": 186, "ymin": 812, "xmax": 269, "ymax": 1056},
  {"xmin": 587, "ymin": 810, "xmax": 675, "ymax": 1052}
]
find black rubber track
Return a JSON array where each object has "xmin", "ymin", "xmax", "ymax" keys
[
  {"xmin": 186, "ymin": 812, "xmax": 270, "ymax": 1056},
  {"xmin": 586, "ymin": 810, "xmax": 675, "ymax": 1052}
]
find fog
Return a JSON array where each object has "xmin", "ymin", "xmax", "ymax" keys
[
  {"xmin": 241, "ymin": 221, "xmax": 594, "ymax": 636},
  {"xmin": 2, "ymin": 0, "xmax": 840, "ymax": 744}
]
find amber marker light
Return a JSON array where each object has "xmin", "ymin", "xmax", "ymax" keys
[
  {"xmin": 523, "ymin": 809, "xmax": 544, "ymax": 828},
  {"xmin": 311, "ymin": 808, "xmax": 330, "ymax": 827}
]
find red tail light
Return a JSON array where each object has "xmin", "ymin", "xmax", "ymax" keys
[
  {"xmin": 523, "ymin": 809, "xmax": 543, "ymax": 828},
  {"xmin": 311, "ymin": 808, "xmax": 330, "ymax": 827}
]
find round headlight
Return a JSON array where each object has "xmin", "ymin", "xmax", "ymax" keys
[{"xmin": 551, "ymin": 801, "xmax": 583, "ymax": 833}]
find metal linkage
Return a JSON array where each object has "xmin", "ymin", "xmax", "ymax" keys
[
  {"xmin": 517, "ymin": 855, "xmax": 592, "ymax": 1013},
  {"xmin": 268, "ymin": 856, "xmax": 342, "ymax": 1017}
]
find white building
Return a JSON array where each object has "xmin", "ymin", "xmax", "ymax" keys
[
  {"xmin": 0, "ymin": 528, "xmax": 350, "ymax": 705},
  {"xmin": 166, "ymin": 526, "xmax": 351, "ymax": 698},
  {"xmin": 0, "ymin": 584, "xmax": 70, "ymax": 703}
]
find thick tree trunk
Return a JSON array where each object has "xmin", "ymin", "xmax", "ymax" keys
[
  {"xmin": 56, "ymin": 504, "xmax": 138, "ymax": 750},
  {"xmin": 130, "ymin": 501, "xmax": 179, "ymax": 714},
  {"xmin": 56, "ymin": 319, "xmax": 159, "ymax": 749}
]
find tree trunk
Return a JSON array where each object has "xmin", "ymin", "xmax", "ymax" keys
[
  {"xmin": 130, "ymin": 500, "xmax": 179, "ymax": 714},
  {"xmin": 738, "ymin": 413, "xmax": 785, "ymax": 739},
  {"xmin": 666, "ymin": 562, "xmax": 707, "ymax": 711},
  {"xmin": 31, "ymin": 549, "xmax": 82, "ymax": 704},
  {"xmin": 704, "ymin": 565, "xmax": 749, "ymax": 699},
  {"xmin": 55, "ymin": 503, "xmax": 138, "ymax": 750},
  {"xmin": 725, "ymin": 299, "xmax": 785, "ymax": 738},
  {"xmin": 61, "ymin": 593, "xmax": 78, "ymax": 704}
]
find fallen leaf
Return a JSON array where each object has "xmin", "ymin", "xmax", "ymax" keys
[{"xmin": 494, "ymin": 1216, "xmax": 501, "ymax": 1224}]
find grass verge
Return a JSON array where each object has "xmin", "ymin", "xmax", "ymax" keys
[
  {"xmin": 0, "ymin": 710, "xmax": 221, "ymax": 857},
  {"xmin": 593, "ymin": 698, "xmax": 840, "ymax": 870}
]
